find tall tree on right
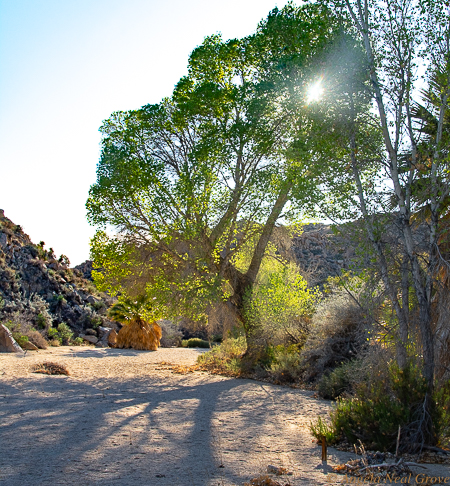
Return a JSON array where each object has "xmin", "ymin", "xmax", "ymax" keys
[{"xmin": 315, "ymin": 0, "xmax": 450, "ymax": 445}]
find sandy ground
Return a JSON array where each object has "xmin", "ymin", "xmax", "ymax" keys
[{"xmin": 0, "ymin": 347, "xmax": 448, "ymax": 486}]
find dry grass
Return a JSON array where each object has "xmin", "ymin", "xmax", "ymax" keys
[
  {"xmin": 300, "ymin": 292, "xmax": 369, "ymax": 382},
  {"xmin": 116, "ymin": 319, "xmax": 162, "ymax": 350},
  {"xmin": 108, "ymin": 328, "xmax": 117, "ymax": 347},
  {"xmin": 31, "ymin": 361, "xmax": 69, "ymax": 375},
  {"xmin": 25, "ymin": 329, "xmax": 48, "ymax": 349}
]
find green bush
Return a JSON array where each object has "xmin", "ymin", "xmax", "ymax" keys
[
  {"xmin": 321, "ymin": 362, "xmax": 432, "ymax": 451},
  {"xmin": 47, "ymin": 327, "xmax": 59, "ymax": 340},
  {"xmin": 197, "ymin": 337, "xmax": 246, "ymax": 375},
  {"xmin": 182, "ymin": 338, "xmax": 210, "ymax": 348},
  {"xmin": 90, "ymin": 316, "xmax": 102, "ymax": 329},
  {"xmin": 318, "ymin": 359, "xmax": 363, "ymax": 399},
  {"xmin": 91, "ymin": 300, "xmax": 106, "ymax": 312},
  {"xmin": 310, "ymin": 416, "xmax": 338, "ymax": 444},
  {"xmin": 71, "ymin": 337, "xmax": 84, "ymax": 346},
  {"xmin": 12, "ymin": 333, "xmax": 29, "ymax": 348},
  {"xmin": 268, "ymin": 344, "xmax": 302, "ymax": 382},
  {"xmin": 57, "ymin": 323, "xmax": 73, "ymax": 345},
  {"xmin": 47, "ymin": 327, "xmax": 61, "ymax": 346},
  {"xmin": 243, "ymin": 263, "xmax": 321, "ymax": 347},
  {"xmin": 36, "ymin": 313, "xmax": 49, "ymax": 330}
]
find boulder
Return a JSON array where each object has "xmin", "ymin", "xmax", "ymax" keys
[
  {"xmin": 47, "ymin": 260, "xmax": 60, "ymax": 271},
  {"xmin": 21, "ymin": 341, "xmax": 39, "ymax": 351},
  {"xmin": 0, "ymin": 233, "xmax": 7, "ymax": 249},
  {"xmin": 85, "ymin": 328, "xmax": 97, "ymax": 336},
  {"xmin": 86, "ymin": 295, "xmax": 97, "ymax": 305},
  {"xmin": 97, "ymin": 326, "xmax": 112, "ymax": 339},
  {"xmin": 0, "ymin": 324, "xmax": 24, "ymax": 353},
  {"xmin": 95, "ymin": 341, "xmax": 109, "ymax": 348},
  {"xmin": 80, "ymin": 334, "xmax": 98, "ymax": 344}
]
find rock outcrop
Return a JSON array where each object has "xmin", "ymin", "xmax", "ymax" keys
[
  {"xmin": 273, "ymin": 224, "xmax": 355, "ymax": 287},
  {"xmin": 74, "ymin": 260, "xmax": 94, "ymax": 281},
  {"xmin": 0, "ymin": 210, "xmax": 117, "ymax": 341},
  {"xmin": 0, "ymin": 324, "xmax": 23, "ymax": 353}
]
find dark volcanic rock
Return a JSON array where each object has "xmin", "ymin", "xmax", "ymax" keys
[
  {"xmin": 74, "ymin": 260, "xmax": 94, "ymax": 281},
  {"xmin": 0, "ymin": 210, "xmax": 117, "ymax": 337},
  {"xmin": 284, "ymin": 224, "xmax": 355, "ymax": 286}
]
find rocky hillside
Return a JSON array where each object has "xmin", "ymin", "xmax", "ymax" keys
[
  {"xmin": 0, "ymin": 209, "xmax": 116, "ymax": 341},
  {"xmin": 273, "ymin": 223, "xmax": 355, "ymax": 287}
]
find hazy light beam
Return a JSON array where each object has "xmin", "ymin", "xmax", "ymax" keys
[{"xmin": 306, "ymin": 80, "xmax": 324, "ymax": 103}]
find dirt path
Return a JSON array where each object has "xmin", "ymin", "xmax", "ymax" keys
[{"xmin": 0, "ymin": 347, "xmax": 448, "ymax": 486}]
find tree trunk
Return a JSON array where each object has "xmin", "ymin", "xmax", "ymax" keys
[
  {"xmin": 397, "ymin": 255, "xmax": 410, "ymax": 370},
  {"xmin": 223, "ymin": 182, "xmax": 292, "ymax": 365}
]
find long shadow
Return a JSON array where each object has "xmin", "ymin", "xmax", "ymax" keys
[
  {"xmin": 0, "ymin": 372, "xmax": 263, "ymax": 486},
  {"xmin": 38, "ymin": 347, "xmax": 209, "ymax": 360}
]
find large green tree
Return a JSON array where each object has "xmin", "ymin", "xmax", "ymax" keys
[{"xmin": 87, "ymin": 3, "xmax": 338, "ymax": 361}]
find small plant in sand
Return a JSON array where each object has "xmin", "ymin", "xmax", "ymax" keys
[
  {"xmin": 181, "ymin": 338, "xmax": 210, "ymax": 348},
  {"xmin": 32, "ymin": 362, "xmax": 69, "ymax": 375},
  {"xmin": 108, "ymin": 294, "xmax": 162, "ymax": 351}
]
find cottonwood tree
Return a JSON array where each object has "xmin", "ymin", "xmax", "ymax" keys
[{"xmin": 87, "ymin": 4, "xmax": 339, "ymax": 361}]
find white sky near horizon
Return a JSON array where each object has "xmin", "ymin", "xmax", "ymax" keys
[{"xmin": 0, "ymin": 0, "xmax": 293, "ymax": 266}]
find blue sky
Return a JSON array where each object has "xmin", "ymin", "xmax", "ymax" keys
[{"xmin": 0, "ymin": 0, "xmax": 291, "ymax": 265}]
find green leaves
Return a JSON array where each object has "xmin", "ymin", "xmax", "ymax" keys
[{"xmin": 87, "ymin": 3, "xmax": 348, "ymax": 332}]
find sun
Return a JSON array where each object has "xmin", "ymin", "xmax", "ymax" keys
[{"xmin": 306, "ymin": 80, "xmax": 324, "ymax": 103}]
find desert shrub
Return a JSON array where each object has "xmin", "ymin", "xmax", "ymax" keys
[
  {"xmin": 268, "ymin": 344, "xmax": 302, "ymax": 382},
  {"xmin": 55, "ymin": 294, "xmax": 66, "ymax": 304},
  {"xmin": 47, "ymin": 327, "xmax": 59, "ymax": 341},
  {"xmin": 182, "ymin": 338, "xmax": 210, "ymax": 348},
  {"xmin": 58, "ymin": 254, "xmax": 70, "ymax": 266},
  {"xmin": 245, "ymin": 263, "xmax": 321, "ymax": 347},
  {"xmin": 91, "ymin": 300, "xmax": 106, "ymax": 312},
  {"xmin": 46, "ymin": 323, "xmax": 73, "ymax": 345},
  {"xmin": 35, "ymin": 313, "xmax": 48, "ymax": 330},
  {"xmin": 317, "ymin": 358, "xmax": 367, "ymax": 399},
  {"xmin": 310, "ymin": 416, "xmax": 338, "ymax": 444},
  {"xmin": 57, "ymin": 323, "xmax": 73, "ymax": 345},
  {"xmin": 300, "ymin": 290, "xmax": 370, "ymax": 383},
  {"xmin": 90, "ymin": 316, "xmax": 102, "ymax": 329},
  {"xmin": 316, "ymin": 361, "xmax": 438, "ymax": 452},
  {"xmin": 12, "ymin": 332, "xmax": 29, "ymax": 348},
  {"xmin": 49, "ymin": 339, "xmax": 61, "ymax": 347},
  {"xmin": 71, "ymin": 337, "xmax": 84, "ymax": 346},
  {"xmin": 28, "ymin": 295, "xmax": 52, "ymax": 329},
  {"xmin": 198, "ymin": 337, "xmax": 246, "ymax": 375},
  {"xmin": 2, "ymin": 312, "xmax": 49, "ymax": 349},
  {"xmin": 159, "ymin": 319, "xmax": 183, "ymax": 347},
  {"xmin": 32, "ymin": 362, "xmax": 69, "ymax": 375},
  {"xmin": 25, "ymin": 329, "xmax": 48, "ymax": 349}
]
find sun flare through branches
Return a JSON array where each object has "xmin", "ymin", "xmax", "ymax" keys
[{"xmin": 306, "ymin": 79, "xmax": 324, "ymax": 103}]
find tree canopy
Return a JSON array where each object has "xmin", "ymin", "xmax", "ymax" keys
[{"xmin": 87, "ymin": 2, "xmax": 342, "ymax": 358}]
